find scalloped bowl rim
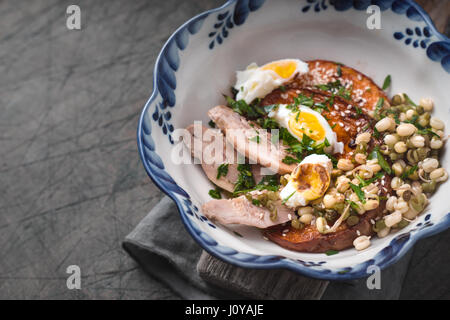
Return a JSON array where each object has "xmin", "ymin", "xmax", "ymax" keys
[{"xmin": 137, "ymin": 0, "xmax": 450, "ymax": 280}]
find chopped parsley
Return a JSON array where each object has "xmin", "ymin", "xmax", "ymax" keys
[
  {"xmin": 233, "ymin": 174, "xmax": 280, "ymax": 196},
  {"xmin": 282, "ymin": 156, "xmax": 301, "ymax": 165},
  {"xmin": 417, "ymin": 128, "xmax": 440, "ymax": 138},
  {"xmin": 345, "ymin": 199, "xmax": 360, "ymax": 211},
  {"xmin": 208, "ymin": 120, "xmax": 216, "ymax": 128},
  {"xmin": 382, "ymin": 75, "xmax": 391, "ymax": 90},
  {"xmin": 225, "ymin": 96, "xmax": 265, "ymax": 119},
  {"xmin": 216, "ymin": 163, "xmax": 229, "ymax": 179},
  {"xmin": 325, "ymin": 250, "xmax": 339, "ymax": 256},
  {"xmin": 337, "ymin": 65, "xmax": 342, "ymax": 77},
  {"xmin": 280, "ymin": 128, "xmax": 336, "ymax": 167},
  {"xmin": 233, "ymin": 231, "xmax": 243, "ymax": 237},
  {"xmin": 294, "ymin": 94, "xmax": 315, "ymax": 108},
  {"xmin": 315, "ymin": 80, "xmax": 352, "ymax": 101},
  {"xmin": 349, "ymin": 183, "xmax": 366, "ymax": 204},
  {"xmin": 369, "ymin": 147, "xmax": 392, "ymax": 175},
  {"xmin": 256, "ymin": 175, "xmax": 280, "ymax": 191},
  {"xmin": 270, "ymin": 129, "xmax": 280, "ymax": 145},
  {"xmin": 233, "ymin": 164, "xmax": 256, "ymax": 196},
  {"xmin": 402, "ymin": 165, "xmax": 418, "ymax": 179},
  {"xmin": 356, "ymin": 172, "xmax": 385, "ymax": 187},
  {"xmin": 279, "ymin": 85, "xmax": 286, "ymax": 92},
  {"xmin": 249, "ymin": 135, "xmax": 260, "ymax": 143},
  {"xmin": 373, "ymin": 127, "xmax": 380, "ymax": 138},
  {"xmin": 374, "ymin": 97, "xmax": 384, "ymax": 114},
  {"xmin": 208, "ymin": 187, "xmax": 222, "ymax": 199},
  {"xmin": 257, "ymin": 117, "xmax": 279, "ymax": 130},
  {"xmin": 405, "ymin": 115, "xmax": 419, "ymax": 126},
  {"xmin": 282, "ymin": 190, "xmax": 296, "ymax": 205},
  {"xmin": 403, "ymin": 93, "xmax": 417, "ymax": 106},
  {"xmin": 230, "ymin": 86, "xmax": 239, "ymax": 98}
]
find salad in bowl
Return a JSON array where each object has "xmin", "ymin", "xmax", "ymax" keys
[{"xmin": 137, "ymin": 0, "xmax": 450, "ymax": 279}]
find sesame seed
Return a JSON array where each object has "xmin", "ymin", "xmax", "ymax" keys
[
  {"xmin": 288, "ymin": 214, "xmax": 292, "ymax": 220},
  {"xmin": 356, "ymin": 230, "xmax": 361, "ymax": 236}
]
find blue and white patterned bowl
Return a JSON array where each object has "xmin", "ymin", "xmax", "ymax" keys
[{"xmin": 137, "ymin": 0, "xmax": 450, "ymax": 280}]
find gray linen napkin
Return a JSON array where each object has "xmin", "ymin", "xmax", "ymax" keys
[{"xmin": 123, "ymin": 196, "xmax": 413, "ymax": 299}]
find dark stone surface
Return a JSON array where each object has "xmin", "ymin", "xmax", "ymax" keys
[
  {"xmin": 0, "ymin": 0, "xmax": 448, "ymax": 299},
  {"xmin": 0, "ymin": 0, "xmax": 223, "ymax": 300}
]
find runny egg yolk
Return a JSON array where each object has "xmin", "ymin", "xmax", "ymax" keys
[
  {"xmin": 261, "ymin": 60, "xmax": 299, "ymax": 79},
  {"xmin": 291, "ymin": 163, "xmax": 330, "ymax": 201},
  {"xmin": 288, "ymin": 111, "xmax": 326, "ymax": 142},
  {"xmin": 279, "ymin": 156, "xmax": 332, "ymax": 209}
]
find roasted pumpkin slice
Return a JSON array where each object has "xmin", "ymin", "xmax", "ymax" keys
[
  {"xmin": 263, "ymin": 175, "xmax": 392, "ymax": 253},
  {"xmin": 293, "ymin": 60, "xmax": 390, "ymax": 112}
]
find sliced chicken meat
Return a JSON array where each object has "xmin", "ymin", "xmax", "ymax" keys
[
  {"xmin": 185, "ymin": 124, "xmax": 263, "ymax": 193},
  {"xmin": 207, "ymin": 105, "xmax": 297, "ymax": 175},
  {"xmin": 202, "ymin": 190, "xmax": 293, "ymax": 228}
]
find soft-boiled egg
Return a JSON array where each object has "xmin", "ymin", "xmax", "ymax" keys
[
  {"xmin": 234, "ymin": 59, "xmax": 308, "ymax": 104},
  {"xmin": 280, "ymin": 154, "xmax": 332, "ymax": 208},
  {"xmin": 269, "ymin": 105, "xmax": 344, "ymax": 154}
]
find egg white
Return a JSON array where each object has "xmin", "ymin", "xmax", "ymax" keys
[{"xmin": 234, "ymin": 59, "xmax": 308, "ymax": 104}]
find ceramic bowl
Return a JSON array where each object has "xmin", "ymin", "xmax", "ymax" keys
[{"xmin": 137, "ymin": 0, "xmax": 450, "ymax": 280}]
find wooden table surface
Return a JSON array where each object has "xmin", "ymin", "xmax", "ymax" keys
[{"xmin": 0, "ymin": 0, "xmax": 448, "ymax": 299}]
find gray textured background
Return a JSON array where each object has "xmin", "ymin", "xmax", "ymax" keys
[{"xmin": 0, "ymin": 0, "xmax": 448, "ymax": 299}]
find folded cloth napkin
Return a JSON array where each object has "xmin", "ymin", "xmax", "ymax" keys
[{"xmin": 123, "ymin": 196, "xmax": 413, "ymax": 300}]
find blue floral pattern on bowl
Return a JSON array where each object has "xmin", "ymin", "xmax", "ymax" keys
[
  {"xmin": 208, "ymin": 0, "xmax": 266, "ymax": 49},
  {"xmin": 137, "ymin": 0, "xmax": 450, "ymax": 280},
  {"xmin": 299, "ymin": 0, "xmax": 450, "ymax": 73}
]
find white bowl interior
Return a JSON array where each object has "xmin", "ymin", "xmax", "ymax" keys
[{"xmin": 148, "ymin": 0, "xmax": 449, "ymax": 270}]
